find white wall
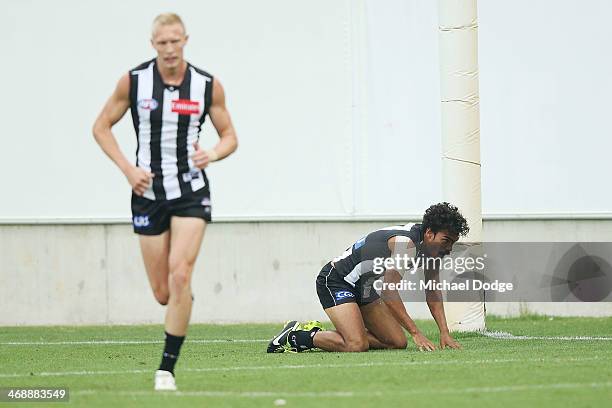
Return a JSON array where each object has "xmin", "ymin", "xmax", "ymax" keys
[
  {"xmin": 357, "ymin": 0, "xmax": 443, "ymax": 216},
  {"xmin": 2, "ymin": 0, "xmax": 610, "ymax": 222},
  {"xmin": 478, "ymin": 0, "xmax": 612, "ymax": 215},
  {"xmin": 0, "ymin": 0, "xmax": 355, "ymax": 220}
]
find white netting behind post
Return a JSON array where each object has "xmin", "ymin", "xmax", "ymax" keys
[{"xmin": 438, "ymin": 0, "xmax": 485, "ymax": 331}]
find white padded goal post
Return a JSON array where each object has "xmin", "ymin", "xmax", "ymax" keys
[{"xmin": 438, "ymin": 0, "xmax": 486, "ymax": 332}]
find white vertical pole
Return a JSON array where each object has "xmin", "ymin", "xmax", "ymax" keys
[{"xmin": 438, "ymin": 0, "xmax": 485, "ymax": 331}]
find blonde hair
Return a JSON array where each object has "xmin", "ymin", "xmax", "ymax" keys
[{"xmin": 152, "ymin": 13, "xmax": 186, "ymax": 37}]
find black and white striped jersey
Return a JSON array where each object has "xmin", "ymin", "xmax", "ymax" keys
[
  {"xmin": 129, "ymin": 58, "xmax": 213, "ymax": 201},
  {"xmin": 331, "ymin": 223, "xmax": 424, "ymax": 286}
]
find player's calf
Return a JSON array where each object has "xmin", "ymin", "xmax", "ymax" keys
[
  {"xmin": 311, "ymin": 329, "xmax": 370, "ymax": 352},
  {"xmin": 343, "ymin": 337, "xmax": 370, "ymax": 352}
]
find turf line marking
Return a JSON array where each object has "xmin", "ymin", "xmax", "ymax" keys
[
  {"xmin": 482, "ymin": 331, "xmax": 612, "ymax": 341},
  {"xmin": 78, "ymin": 390, "xmax": 356, "ymax": 397},
  {"xmin": 4, "ymin": 332, "xmax": 612, "ymax": 346},
  {"xmin": 0, "ymin": 339, "xmax": 268, "ymax": 346},
  {"xmin": 0, "ymin": 356, "xmax": 604, "ymax": 379},
  {"xmin": 70, "ymin": 381, "xmax": 612, "ymax": 398}
]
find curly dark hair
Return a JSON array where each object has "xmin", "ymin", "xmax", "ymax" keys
[{"xmin": 421, "ymin": 202, "xmax": 470, "ymax": 237}]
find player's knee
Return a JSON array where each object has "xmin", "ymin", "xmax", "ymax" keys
[
  {"xmin": 345, "ymin": 338, "xmax": 369, "ymax": 352},
  {"xmin": 168, "ymin": 255, "xmax": 194, "ymax": 289},
  {"xmin": 153, "ymin": 288, "xmax": 169, "ymax": 305},
  {"xmin": 388, "ymin": 337, "xmax": 408, "ymax": 350},
  {"xmin": 168, "ymin": 257, "xmax": 195, "ymax": 276},
  {"xmin": 169, "ymin": 270, "xmax": 191, "ymax": 291}
]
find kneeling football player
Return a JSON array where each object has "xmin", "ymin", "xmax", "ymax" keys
[{"xmin": 267, "ymin": 202, "xmax": 468, "ymax": 353}]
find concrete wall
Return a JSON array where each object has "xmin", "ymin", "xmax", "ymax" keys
[{"xmin": 1, "ymin": 220, "xmax": 611, "ymax": 326}]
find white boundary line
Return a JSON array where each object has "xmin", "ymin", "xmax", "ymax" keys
[
  {"xmin": 70, "ymin": 381, "xmax": 612, "ymax": 398},
  {"xmin": 0, "ymin": 356, "xmax": 604, "ymax": 379},
  {"xmin": 3, "ymin": 331, "xmax": 612, "ymax": 346},
  {"xmin": 482, "ymin": 331, "xmax": 612, "ymax": 341},
  {"xmin": 0, "ymin": 339, "xmax": 267, "ymax": 346}
]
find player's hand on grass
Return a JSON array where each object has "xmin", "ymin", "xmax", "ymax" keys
[
  {"xmin": 126, "ymin": 166, "xmax": 154, "ymax": 196},
  {"xmin": 439, "ymin": 333, "xmax": 461, "ymax": 350},
  {"xmin": 411, "ymin": 332, "xmax": 436, "ymax": 351}
]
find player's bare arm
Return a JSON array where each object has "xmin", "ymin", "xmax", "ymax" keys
[
  {"xmin": 191, "ymin": 79, "xmax": 238, "ymax": 169},
  {"xmin": 424, "ymin": 265, "xmax": 461, "ymax": 349},
  {"xmin": 382, "ymin": 236, "xmax": 437, "ymax": 351},
  {"xmin": 382, "ymin": 269, "xmax": 437, "ymax": 351},
  {"xmin": 92, "ymin": 74, "xmax": 153, "ymax": 196}
]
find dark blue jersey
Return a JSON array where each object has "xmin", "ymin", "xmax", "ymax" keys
[{"xmin": 331, "ymin": 223, "xmax": 424, "ymax": 286}]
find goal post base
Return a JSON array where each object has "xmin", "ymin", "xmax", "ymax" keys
[{"xmin": 445, "ymin": 301, "xmax": 486, "ymax": 332}]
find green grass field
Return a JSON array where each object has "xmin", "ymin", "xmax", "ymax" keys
[{"xmin": 1, "ymin": 316, "xmax": 611, "ymax": 407}]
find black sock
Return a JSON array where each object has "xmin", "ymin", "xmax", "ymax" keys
[
  {"xmin": 289, "ymin": 327, "xmax": 320, "ymax": 351},
  {"xmin": 159, "ymin": 331, "xmax": 185, "ymax": 375}
]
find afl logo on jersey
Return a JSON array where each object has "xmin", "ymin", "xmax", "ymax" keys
[{"xmin": 137, "ymin": 99, "xmax": 159, "ymax": 111}]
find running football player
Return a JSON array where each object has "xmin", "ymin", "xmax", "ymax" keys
[{"xmin": 93, "ymin": 13, "xmax": 238, "ymax": 389}]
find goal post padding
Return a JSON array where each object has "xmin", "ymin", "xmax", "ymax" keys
[{"xmin": 438, "ymin": 0, "xmax": 485, "ymax": 332}]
